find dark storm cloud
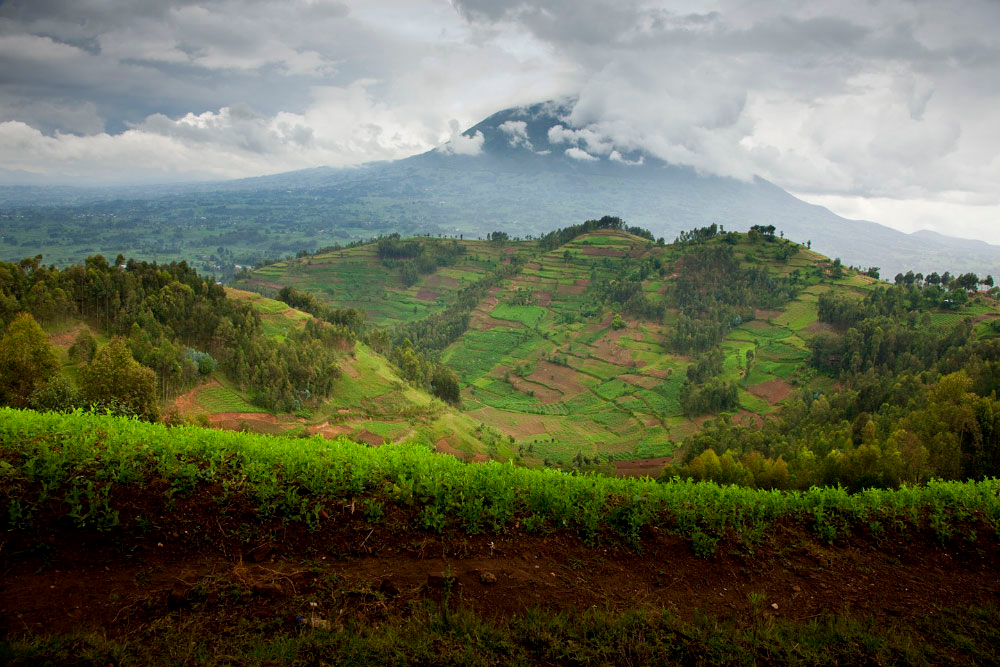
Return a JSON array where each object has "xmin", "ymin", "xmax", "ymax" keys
[
  {"xmin": 0, "ymin": 0, "xmax": 998, "ymax": 241},
  {"xmin": 0, "ymin": 0, "xmax": 364, "ymax": 131}
]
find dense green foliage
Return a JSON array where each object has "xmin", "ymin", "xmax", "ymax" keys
[
  {"xmin": 78, "ymin": 336, "xmax": 159, "ymax": 421},
  {"xmin": 537, "ymin": 215, "xmax": 656, "ymax": 251},
  {"xmin": 0, "ymin": 312, "xmax": 59, "ymax": 408},
  {"xmin": 667, "ymin": 274, "xmax": 1000, "ymax": 489},
  {"xmin": 375, "ymin": 235, "xmax": 468, "ymax": 287},
  {"xmin": 0, "ymin": 255, "xmax": 347, "ymax": 413},
  {"xmin": 275, "ymin": 285, "xmax": 365, "ymax": 333},
  {"xmin": 3, "ymin": 408, "xmax": 999, "ymax": 552},
  {"xmin": 667, "ymin": 243, "xmax": 798, "ymax": 354}
]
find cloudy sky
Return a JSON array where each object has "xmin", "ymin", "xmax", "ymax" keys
[{"xmin": 1, "ymin": 0, "xmax": 998, "ymax": 243}]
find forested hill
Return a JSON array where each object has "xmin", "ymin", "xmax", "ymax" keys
[{"xmin": 0, "ymin": 255, "xmax": 357, "ymax": 417}]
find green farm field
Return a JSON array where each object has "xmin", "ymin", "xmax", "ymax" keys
[{"xmin": 227, "ymin": 227, "xmax": 999, "ymax": 471}]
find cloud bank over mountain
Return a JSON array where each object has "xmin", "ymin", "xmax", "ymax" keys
[{"xmin": 1, "ymin": 0, "xmax": 998, "ymax": 241}]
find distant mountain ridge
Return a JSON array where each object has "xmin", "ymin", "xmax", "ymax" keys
[{"xmin": 0, "ymin": 101, "xmax": 997, "ymax": 279}]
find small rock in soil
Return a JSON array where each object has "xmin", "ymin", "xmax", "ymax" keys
[
  {"xmin": 480, "ymin": 571, "xmax": 497, "ymax": 585},
  {"xmin": 771, "ymin": 603, "xmax": 779, "ymax": 610}
]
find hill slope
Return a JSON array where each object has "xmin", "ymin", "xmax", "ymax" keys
[
  {"xmin": 2, "ymin": 103, "xmax": 999, "ymax": 278},
  {"xmin": 237, "ymin": 223, "xmax": 1000, "ymax": 474}
]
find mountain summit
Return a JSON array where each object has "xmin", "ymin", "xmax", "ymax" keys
[
  {"xmin": 403, "ymin": 101, "xmax": 999, "ymax": 278},
  {"xmin": 1, "ymin": 101, "xmax": 997, "ymax": 279}
]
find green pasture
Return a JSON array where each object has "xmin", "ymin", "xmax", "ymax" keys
[
  {"xmin": 491, "ymin": 303, "xmax": 548, "ymax": 328},
  {"xmin": 195, "ymin": 383, "xmax": 265, "ymax": 414},
  {"xmin": 773, "ymin": 298, "xmax": 819, "ymax": 330}
]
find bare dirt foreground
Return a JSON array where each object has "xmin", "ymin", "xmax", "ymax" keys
[{"xmin": 3, "ymin": 490, "xmax": 1000, "ymax": 664}]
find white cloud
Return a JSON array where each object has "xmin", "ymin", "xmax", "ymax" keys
[
  {"xmin": 2, "ymin": 0, "xmax": 1000, "ymax": 243},
  {"xmin": 498, "ymin": 119, "xmax": 533, "ymax": 149},
  {"xmin": 436, "ymin": 119, "xmax": 485, "ymax": 156},
  {"xmin": 609, "ymin": 150, "xmax": 642, "ymax": 165},
  {"xmin": 564, "ymin": 146, "xmax": 597, "ymax": 161},
  {"xmin": 0, "ymin": 81, "xmax": 449, "ymax": 183},
  {"xmin": 452, "ymin": 0, "xmax": 1000, "ymax": 241}
]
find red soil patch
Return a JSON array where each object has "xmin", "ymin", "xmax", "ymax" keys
[
  {"xmin": 754, "ymin": 309, "xmax": 783, "ymax": 321},
  {"xmin": 309, "ymin": 422, "xmax": 354, "ymax": 438},
  {"xmin": 507, "ymin": 376, "xmax": 563, "ymax": 404},
  {"xmin": 526, "ymin": 360, "xmax": 589, "ymax": 399},
  {"xmin": 435, "ymin": 438, "xmax": 469, "ymax": 460},
  {"xmin": 581, "ymin": 246, "xmax": 625, "ymax": 257},
  {"xmin": 588, "ymin": 327, "xmax": 638, "ymax": 367},
  {"xmin": 354, "ymin": 429, "xmax": 387, "ymax": 447},
  {"xmin": 207, "ymin": 411, "xmax": 305, "ymax": 435},
  {"xmin": 574, "ymin": 278, "xmax": 591, "ymax": 287},
  {"xmin": 471, "ymin": 453, "xmax": 490, "ymax": 464},
  {"xmin": 491, "ymin": 414, "xmax": 549, "ymax": 439},
  {"xmin": 556, "ymin": 283, "xmax": 586, "ymax": 295},
  {"xmin": 803, "ymin": 321, "xmax": 836, "ymax": 335},
  {"xmin": 533, "ymin": 291, "xmax": 553, "ymax": 307},
  {"xmin": 47, "ymin": 323, "xmax": 86, "ymax": 350},
  {"xmin": 340, "ymin": 360, "xmax": 362, "ymax": 379},
  {"xmin": 612, "ymin": 456, "xmax": 672, "ymax": 478},
  {"xmin": 471, "ymin": 311, "xmax": 525, "ymax": 331},
  {"xmin": 173, "ymin": 379, "xmax": 221, "ymax": 415},
  {"xmin": 414, "ymin": 287, "xmax": 442, "ymax": 302},
  {"xmin": 970, "ymin": 312, "xmax": 1000, "ymax": 325},
  {"xmin": 748, "ymin": 378, "xmax": 794, "ymax": 405},
  {"xmin": 246, "ymin": 280, "xmax": 286, "ymax": 291},
  {"xmin": 209, "ymin": 411, "xmax": 282, "ymax": 425},
  {"xmin": 478, "ymin": 288, "xmax": 501, "ymax": 310},
  {"xmin": 644, "ymin": 368, "xmax": 674, "ymax": 379}
]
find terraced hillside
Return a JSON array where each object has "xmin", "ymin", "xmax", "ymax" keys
[
  {"xmin": 236, "ymin": 223, "xmax": 997, "ymax": 470},
  {"xmin": 168, "ymin": 287, "xmax": 514, "ymax": 461},
  {"xmin": 246, "ymin": 238, "xmax": 537, "ymax": 327}
]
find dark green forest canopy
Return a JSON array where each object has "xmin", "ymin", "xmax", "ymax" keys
[
  {"xmin": 668, "ymin": 276, "xmax": 1000, "ymax": 491},
  {"xmin": 0, "ymin": 254, "xmax": 352, "ymax": 412}
]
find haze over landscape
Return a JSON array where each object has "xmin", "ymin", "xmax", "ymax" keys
[
  {"xmin": 2, "ymin": 0, "xmax": 1000, "ymax": 244},
  {"xmin": 3, "ymin": 2, "xmax": 1000, "ymax": 664}
]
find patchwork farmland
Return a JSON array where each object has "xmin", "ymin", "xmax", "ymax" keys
[{"xmin": 229, "ymin": 223, "xmax": 996, "ymax": 471}]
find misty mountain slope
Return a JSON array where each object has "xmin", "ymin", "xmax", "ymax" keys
[{"xmin": 1, "ymin": 103, "xmax": 997, "ymax": 279}]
